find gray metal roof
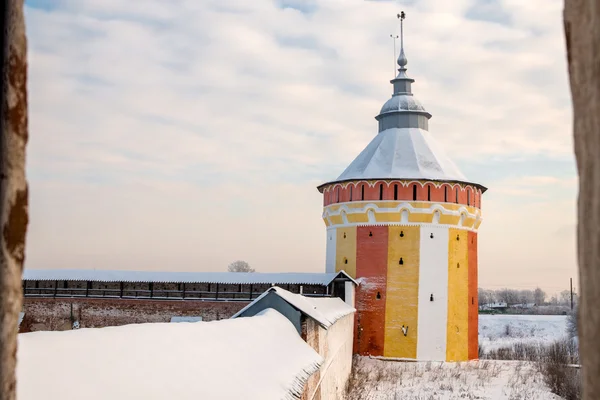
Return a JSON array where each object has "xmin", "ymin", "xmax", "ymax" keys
[
  {"xmin": 334, "ymin": 127, "xmax": 468, "ymax": 183},
  {"xmin": 379, "ymin": 94, "xmax": 427, "ymax": 114},
  {"xmin": 22, "ymin": 269, "xmax": 356, "ymax": 286},
  {"xmin": 231, "ymin": 286, "xmax": 355, "ymax": 329}
]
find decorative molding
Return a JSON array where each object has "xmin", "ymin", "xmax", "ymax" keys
[{"xmin": 322, "ymin": 201, "xmax": 483, "ymax": 231}]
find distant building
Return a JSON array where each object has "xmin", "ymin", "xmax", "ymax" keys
[
  {"xmin": 316, "ymin": 18, "xmax": 486, "ymax": 361},
  {"xmin": 480, "ymin": 302, "xmax": 508, "ymax": 311}
]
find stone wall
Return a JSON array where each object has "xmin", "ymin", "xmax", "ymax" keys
[
  {"xmin": 301, "ymin": 313, "xmax": 355, "ymax": 400},
  {"xmin": 20, "ymin": 298, "xmax": 248, "ymax": 332}
]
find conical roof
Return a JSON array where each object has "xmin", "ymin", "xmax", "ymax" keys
[
  {"xmin": 335, "ymin": 127, "xmax": 467, "ymax": 182},
  {"xmin": 318, "ymin": 22, "xmax": 485, "ymax": 192}
]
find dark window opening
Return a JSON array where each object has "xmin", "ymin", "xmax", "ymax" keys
[
  {"xmin": 379, "ymin": 184, "xmax": 383, "ymax": 200},
  {"xmin": 394, "ymin": 184, "xmax": 398, "ymax": 200},
  {"xmin": 361, "ymin": 185, "xmax": 365, "ymax": 200},
  {"xmin": 343, "ymin": 232, "xmax": 346, "ymax": 238},
  {"xmin": 399, "ymin": 258, "xmax": 404, "ymax": 265},
  {"xmin": 455, "ymin": 188, "xmax": 459, "ymax": 204},
  {"xmin": 344, "ymin": 258, "xmax": 348, "ymax": 264},
  {"xmin": 430, "ymin": 294, "xmax": 434, "ymax": 302},
  {"xmin": 457, "ymin": 234, "xmax": 460, "ymax": 241},
  {"xmin": 444, "ymin": 187, "xmax": 448, "ymax": 202},
  {"xmin": 430, "ymin": 233, "xmax": 434, "ymax": 239},
  {"xmin": 376, "ymin": 292, "xmax": 381, "ymax": 300},
  {"xmin": 427, "ymin": 186, "xmax": 431, "ymax": 201},
  {"xmin": 457, "ymin": 263, "xmax": 460, "ymax": 268},
  {"xmin": 349, "ymin": 186, "xmax": 353, "ymax": 201},
  {"xmin": 336, "ymin": 188, "xmax": 340, "ymax": 203},
  {"xmin": 412, "ymin": 185, "xmax": 417, "ymax": 201},
  {"xmin": 472, "ymin": 297, "xmax": 474, "ymax": 305},
  {"xmin": 467, "ymin": 190, "xmax": 470, "ymax": 205},
  {"xmin": 400, "ymin": 231, "xmax": 404, "ymax": 237},
  {"xmin": 369, "ymin": 231, "xmax": 373, "ymax": 237}
]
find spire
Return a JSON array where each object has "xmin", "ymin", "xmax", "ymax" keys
[
  {"xmin": 397, "ymin": 12, "xmax": 407, "ymax": 68},
  {"xmin": 375, "ymin": 11, "xmax": 432, "ymax": 132}
]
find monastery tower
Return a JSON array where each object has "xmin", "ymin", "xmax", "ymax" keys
[{"xmin": 317, "ymin": 15, "xmax": 486, "ymax": 361}]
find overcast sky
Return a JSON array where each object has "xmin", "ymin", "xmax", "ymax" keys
[{"xmin": 25, "ymin": 0, "xmax": 576, "ymax": 295}]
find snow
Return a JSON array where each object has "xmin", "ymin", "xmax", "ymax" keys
[
  {"xmin": 349, "ymin": 357, "xmax": 561, "ymax": 400},
  {"xmin": 17, "ymin": 308, "xmax": 323, "ymax": 400},
  {"xmin": 23, "ymin": 268, "xmax": 355, "ymax": 286},
  {"xmin": 379, "ymin": 94, "xmax": 428, "ymax": 114},
  {"xmin": 348, "ymin": 315, "xmax": 570, "ymax": 399},
  {"xmin": 479, "ymin": 314, "xmax": 568, "ymax": 352},
  {"xmin": 328, "ymin": 127, "xmax": 473, "ymax": 184},
  {"xmin": 232, "ymin": 286, "xmax": 355, "ymax": 329}
]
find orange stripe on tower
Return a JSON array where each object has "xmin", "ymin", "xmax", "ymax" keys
[
  {"xmin": 468, "ymin": 231, "xmax": 478, "ymax": 359},
  {"xmin": 355, "ymin": 225, "xmax": 389, "ymax": 356}
]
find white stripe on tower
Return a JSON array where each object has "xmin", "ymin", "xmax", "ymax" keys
[
  {"xmin": 417, "ymin": 226, "xmax": 449, "ymax": 361},
  {"xmin": 325, "ymin": 227, "xmax": 337, "ymax": 273}
]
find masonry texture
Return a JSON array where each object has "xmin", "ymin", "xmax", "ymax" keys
[{"xmin": 20, "ymin": 298, "xmax": 248, "ymax": 332}]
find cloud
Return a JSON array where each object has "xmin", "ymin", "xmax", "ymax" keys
[{"xmin": 25, "ymin": 0, "xmax": 577, "ymax": 291}]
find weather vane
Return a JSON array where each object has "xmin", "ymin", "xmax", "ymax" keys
[{"xmin": 398, "ymin": 11, "xmax": 405, "ymax": 50}]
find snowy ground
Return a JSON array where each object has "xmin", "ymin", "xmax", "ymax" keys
[
  {"xmin": 348, "ymin": 357, "xmax": 561, "ymax": 400},
  {"xmin": 347, "ymin": 315, "xmax": 571, "ymax": 399},
  {"xmin": 479, "ymin": 314, "xmax": 568, "ymax": 352}
]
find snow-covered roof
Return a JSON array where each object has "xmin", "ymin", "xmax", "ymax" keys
[
  {"xmin": 324, "ymin": 127, "xmax": 470, "ymax": 186},
  {"xmin": 22, "ymin": 269, "xmax": 356, "ymax": 286},
  {"xmin": 17, "ymin": 308, "xmax": 323, "ymax": 400},
  {"xmin": 379, "ymin": 94, "xmax": 428, "ymax": 114},
  {"xmin": 232, "ymin": 286, "xmax": 355, "ymax": 329}
]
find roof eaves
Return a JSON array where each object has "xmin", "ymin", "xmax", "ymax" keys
[{"xmin": 317, "ymin": 177, "xmax": 488, "ymax": 193}]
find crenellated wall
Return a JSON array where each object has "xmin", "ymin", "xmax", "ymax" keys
[
  {"xmin": 322, "ymin": 180, "xmax": 482, "ymax": 362},
  {"xmin": 322, "ymin": 180, "xmax": 483, "ymax": 209}
]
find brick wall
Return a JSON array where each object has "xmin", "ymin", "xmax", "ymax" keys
[{"xmin": 20, "ymin": 298, "xmax": 248, "ymax": 332}]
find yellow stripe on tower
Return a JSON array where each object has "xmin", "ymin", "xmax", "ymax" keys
[
  {"xmin": 336, "ymin": 227, "xmax": 357, "ymax": 278},
  {"xmin": 384, "ymin": 226, "xmax": 420, "ymax": 358},
  {"xmin": 446, "ymin": 228, "xmax": 469, "ymax": 361}
]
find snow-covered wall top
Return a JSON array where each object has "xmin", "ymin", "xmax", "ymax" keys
[
  {"xmin": 22, "ymin": 269, "xmax": 357, "ymax": 286},
  {"xmin": 17, "ymin": 309, "xmax": 323, "ymax": 400}
]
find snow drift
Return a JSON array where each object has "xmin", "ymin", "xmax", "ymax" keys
[{"xmin": 17, "ymin": 308, "xmax": 323, "ymax": 400}]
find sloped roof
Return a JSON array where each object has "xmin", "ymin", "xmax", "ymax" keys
[
  {"xmin": 322, "ymin": 127, "xmax": 472, "ymax": 187},
  {"xmin": 232, "ymin": 286, "xmax": 355, "ymax": 329},
  {"xmin": 22, "ymin": 269, "xmax": 356, "ymax": 286},
  {"xmin": 17, "ymin": 309, "xmax": 323, "ymax": 400}
]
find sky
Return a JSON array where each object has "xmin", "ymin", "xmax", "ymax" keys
[{"xmin": 24, "ymin": 0, "xmax": 576, "ymax": 295}]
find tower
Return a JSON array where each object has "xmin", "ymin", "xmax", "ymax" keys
[{"xmin": 316, "ymin": 14, "xmax": 486, "ymax": 362}]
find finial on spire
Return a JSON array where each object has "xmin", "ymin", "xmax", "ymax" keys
[{"xmin": 397, "ymin": 11, "xmax": 407, "ymax": 68}]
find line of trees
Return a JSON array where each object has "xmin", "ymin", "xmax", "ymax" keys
[{"xmin": 478, "ymin": 287, "xmax": 577, "ymax": 307}]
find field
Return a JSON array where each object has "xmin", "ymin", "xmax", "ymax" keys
[
  {"xmin": 479, "ymin": 314, "xmax": 568, "ymax": 354},
  {"xmin": 346, "ymin": 315, "xmax": 570, "ymax": 399}
]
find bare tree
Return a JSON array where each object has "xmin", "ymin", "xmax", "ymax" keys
[
  {"xmin": 534, "ymin": 287, "xmax": 546, "ymax": 305},
  {"xmin": 564, "ymin": 1, "xmax": 600, "ymax": 397},
  {"xmin": 227, "ymin": 260, "xmax": 255, "ymax": 273},
  {"xmin": 0, "ymin": 1, "xmax": 28, "ymax": 399}
]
